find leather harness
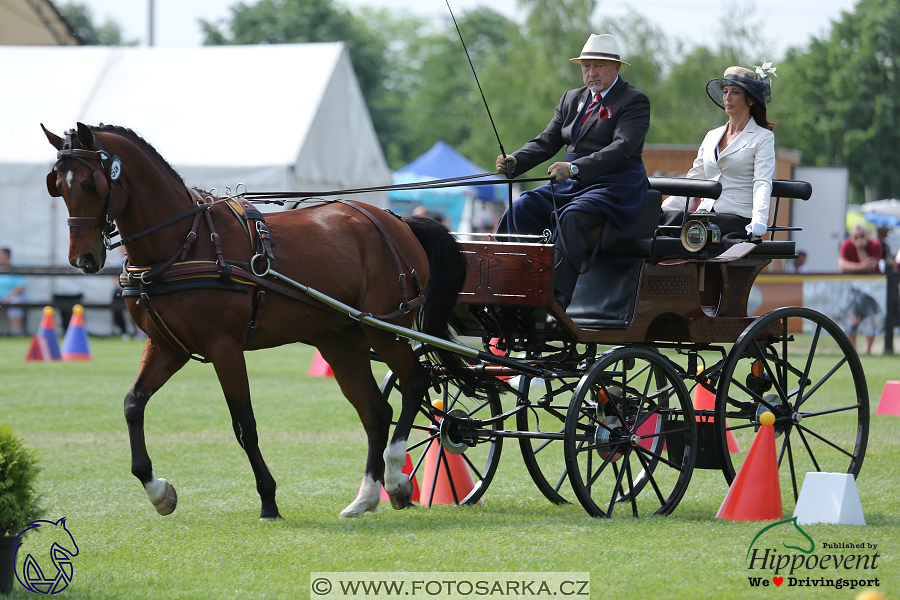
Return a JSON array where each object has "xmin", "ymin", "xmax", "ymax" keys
[{"xmin": 47, "ymin": 129, "xmax": 424, "ymax": 362}]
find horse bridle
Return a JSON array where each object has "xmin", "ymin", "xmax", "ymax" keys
[{"xmin": 46, "ymin": 129, "xmax": 123, "ymax": 247}]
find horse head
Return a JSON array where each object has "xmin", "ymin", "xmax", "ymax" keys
[{"xmin": 43, "ymin": 122, "xmax": 122, "ymax": 273}]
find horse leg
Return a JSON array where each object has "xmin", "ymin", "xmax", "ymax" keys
[
  {"xmin": 366, "ymin": 329, "xmax": 430, "ymax": 511},
  {"xmin": 313, "ymin": 326, "xmax": 393, "ymax": 518},
  {"xmin": 210, "ymin": 347, "xmax": 281, "ymax": 521},
  {"xmin": 124, "ymin": 339, "xmax": 188, "ymax": 515}
]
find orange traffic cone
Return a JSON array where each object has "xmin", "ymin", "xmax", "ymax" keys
[
  {"xmin": 693, "ymin": 376, "xmax": 741, "ymax": 454},
  {"xmin": 419, "ymin": 399, "xmax": 479, "ymax": 506},
  {"xmin": 876, "ymin": 380, "xmax": 900, "ymax": 415},
  {"xmin": 61, "ymin": 304, "xmax": 91, "ymax": 361},
  {"xmin": 379, "ymin": 453, "xmax": 420, "ymax": 503},
  {"xmin": 716, "ymin": 411, "xmax": 782, "ymax": 521},
  {"xmin": 307, "ymin": 349, "xmax": 334, "ymax": 377},
  {"xmin": 25, "ymin": 307, "xmax": 62, "ymax": 362},
  {"xmin": 488, "ymin": 337, "xmax": 510, "ymax": 381}
]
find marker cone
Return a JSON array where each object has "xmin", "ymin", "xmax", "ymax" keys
[
  {"xmin": 716, "ymin": 411, "xmax": 782, "ymax": 521},
  {"xmin": 308, "ymin": 350, "xmax": 334, "ymax": 377},
  {"xmin": 26, "ymin": 307, "xmax": 61, "ymax": 362},
  {"xmin": 61, "ymin": 304, "xmax": 91, "ymax": 361}
]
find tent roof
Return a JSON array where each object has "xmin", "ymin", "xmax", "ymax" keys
[
  {"xmin": 1, "ymin": 43, "xmax": 391, "ymax": 189},
  {"xmin": 395, "ymin": 140, "xmax": 503, "ymax": 200},
  {"xmin": 0, "ymin": 0, "xmax": 80, "ymax": 46}
]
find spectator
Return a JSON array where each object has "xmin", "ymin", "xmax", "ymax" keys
[
  {"xmin": 877, "ymin": 226, "xmax": 894, "ymax": 272},
  {"xmin": 0, "ymin": 248, "xmax": 26, "ymax": 336},
  {"xmin": 843, "ymin": 287, "xmax": 883, "ymax": 355},
  {"xmin": 785, "ymin": 250, "xmax": 809, "ymax": 274},
  {"xmin": 838, "ymin": 225, "xmax": 883, "ymax": 274}
]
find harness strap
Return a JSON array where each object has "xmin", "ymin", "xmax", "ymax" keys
[
  {"xmin": 138, "ymin": 291, "xmax": 210, "ymax": 363},
  {"xmin": 246, "ymin": 289, "xmax": 266, "ymax": 345},
  {"xmin": 332, "ymin": 200, "xmax": 424, "ymax": 308}
]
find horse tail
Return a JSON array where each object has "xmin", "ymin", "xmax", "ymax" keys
[{"xmin": 403, "ymin": 215, "xmax": 503, "ymax": 399}]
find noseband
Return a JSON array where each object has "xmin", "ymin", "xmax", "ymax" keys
[{"xmin": 47, "ymin": 129, "xmax": 123, "ymax": 246}]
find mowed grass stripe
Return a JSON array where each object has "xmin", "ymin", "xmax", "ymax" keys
[{"xmin": 1, "ymin": 337, "xmax": 897, "ymax": 599}]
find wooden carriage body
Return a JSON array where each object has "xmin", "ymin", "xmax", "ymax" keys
[{"xmin": 451, "ymin": 179, "xmax": 806, "ymax": 347}]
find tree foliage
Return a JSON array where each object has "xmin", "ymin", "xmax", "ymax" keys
[
  {"xmin": 195, "ymin": 0, "xmax": 897, "ymax": 196},
  {"xmin": 58, "ymin": 2, "xmax": 137, "ymax": 46},
  {"xmin": 777, "ymin": 0, "xmax": 900, "ymax": 201}
]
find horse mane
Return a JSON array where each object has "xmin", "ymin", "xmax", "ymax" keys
[{"xmin": 90, "ymin": 124, "xmax": 185, "ymax": 187}]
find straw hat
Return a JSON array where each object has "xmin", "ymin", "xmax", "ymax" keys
[{"xmin": 569, "ymin": 34, "xmax": 631, "ymax": 67}]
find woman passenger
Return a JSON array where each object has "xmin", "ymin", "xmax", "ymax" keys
[{"xmin": 659, "ymin": 64, "xmax": 777, "ymax": 248}]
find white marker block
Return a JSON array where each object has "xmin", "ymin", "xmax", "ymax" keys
[{"xmin": 793, "ymin": 472, "xmax": 866, "ymax": 526}]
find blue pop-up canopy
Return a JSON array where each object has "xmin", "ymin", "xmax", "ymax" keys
[{"xmin": 393, "ymin": 141, "xmax": 505, "ymax": 201}]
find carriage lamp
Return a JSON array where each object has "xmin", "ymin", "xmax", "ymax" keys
[{"xmin": 680, "ymin": 211, "xmax": 721, "ymax": 252}]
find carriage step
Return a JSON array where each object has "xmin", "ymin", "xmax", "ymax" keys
[{"xmin": 664, "ymin": 420, "xmax": 722, "ymax": 470}]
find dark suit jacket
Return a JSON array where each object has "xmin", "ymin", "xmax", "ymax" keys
[{"xmin": 511, "ymin": 77, "xmax": 650, "ymax": 183}]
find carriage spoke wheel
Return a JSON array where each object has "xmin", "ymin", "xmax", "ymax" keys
[
  {"xmin": 715, "ymin": 307, "xmax": 869, "ymax": 510},
  {"xmin": 564, "ymin": 347, "xmax": 696, "ymax": 518},
  {"xmin": 380, "ymin": 347, "xmax": 502, "ymax": 506},
  {"xmin": 517, "ymin": 375, "xmax": 577, "ymax": 505}
]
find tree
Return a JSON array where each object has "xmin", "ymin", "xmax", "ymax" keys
[
  {"xmin": 777, "ymin": 0, "xmax": 900, "ymax": 201},
  {"xmin": 58, "ymin": 2, "xmax": 136, "ymax": 45}
]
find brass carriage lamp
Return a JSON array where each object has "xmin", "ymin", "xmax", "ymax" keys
[{"xmin": 680, "ymin": 210, "xmax": 721, "ymax": 253}]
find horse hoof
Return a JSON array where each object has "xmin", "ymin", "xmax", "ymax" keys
[
  {"xmin": 339, "ymin": 500, "xmax": 380, "ymax": 518},
  {"xmin": 259, "ymin": 514, "xmax": 284, "ymax": 523},
  {"xmin": 153, "ymin": 480, "xmax": 178, "ymax": 516},
  {"xmin": 387, "ymin": 479, "xmax": 414, "ymax": 510}
]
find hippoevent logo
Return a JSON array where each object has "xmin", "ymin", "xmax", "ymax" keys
[
  {"xmin": 745, "ymin": 517, "xmax": 881, "ymax": 591},
  {"xmin": 12, "ymin": 518, "xmax": 80, "ymax": 594}
]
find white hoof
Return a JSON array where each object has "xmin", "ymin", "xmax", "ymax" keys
[
  {"xmin": 145, "ymin": 477, "xmax": 178, "ymax": 516},
  {"xmin": 340, "ymin": 475, "xmax": 381, "ymax": 518}
]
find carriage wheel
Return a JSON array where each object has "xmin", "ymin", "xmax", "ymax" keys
[
  {"xmin": 516, "ymin": 375, "xmax": 576, "ymax": 505},
  {"xmin": 715, "ymin": 307, "xmax": 869, "ymax": 508},
  {"xmin": 380, "ymin": 347, "xmax": 503, "ymax": 506},
  {"xmin": 564, "ymin": 347, "xmax": 696, "ymax": 517}
]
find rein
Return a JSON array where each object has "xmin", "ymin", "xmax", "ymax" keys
[{"xmin": 242, "ymin": 173, "xmax": 553, "ymax": 204}]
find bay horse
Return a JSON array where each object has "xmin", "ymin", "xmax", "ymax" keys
[{"xmin": 43, "ymin": 122, "xmax": 498, "ymax": 520}]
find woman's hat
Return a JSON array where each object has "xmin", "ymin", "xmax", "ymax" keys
[
  {"xmin": 706, "ymin": 65, "xmax": 775, "ymax": 108},
  {"xmin": 570, "ymin": 34, "xmax": 631, "ymax": 67}
]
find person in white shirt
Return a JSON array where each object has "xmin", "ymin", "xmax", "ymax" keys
[{"xmin": 660, "ymin": 65, "xmax": 777, "ymax": 249}]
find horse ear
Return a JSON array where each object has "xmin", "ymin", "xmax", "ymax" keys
[
  {"xmin": 42, "ymin": 123, "xmax": 63, "ymax": 150},
  {"xmin": 76, "ymin": 122, "xmax": 95, "ymax": 150}
]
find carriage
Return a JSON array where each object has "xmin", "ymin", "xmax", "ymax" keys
[
  {"xmin": 379, "ymin": 177, "xmax": 869, "ymax": 518},
  {"xmin": 44, "ymin": 123, "xmax": 868, "ymax": 521}
]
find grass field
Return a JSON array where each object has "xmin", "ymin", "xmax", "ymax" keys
[{"xmin": 1, "ymin": 336, "xmax": 897, "ymax": 599}]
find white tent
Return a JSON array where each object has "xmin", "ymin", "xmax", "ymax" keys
[{"xmin": 0, "ymin": 43, "xmax": 391, "ymax": 331}]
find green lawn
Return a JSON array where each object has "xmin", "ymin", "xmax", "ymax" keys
[{"xmin": 1, "ymin": 337, "xmax": 897, "ymax": 599}]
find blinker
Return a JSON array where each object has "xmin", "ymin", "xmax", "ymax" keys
[
  {"xmin": 93, "ymin": 169, "xmax": 110, "ymax": 196},
  {"xmin": 46, "ymin": 171, "xmax": 61, "ymax": 197}
]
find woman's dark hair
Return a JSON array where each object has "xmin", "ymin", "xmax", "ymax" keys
[{"xmin": 750, "ymin": 101, "xmax": 777, "ymax": 130}]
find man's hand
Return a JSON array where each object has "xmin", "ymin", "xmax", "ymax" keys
[
  {"xmin": 496, "ymin": 154, "xmax": 516, "ymax": 175},
  {"xmin": 548, "ymin": 162, "xmax": 574, "ymax": 182}
]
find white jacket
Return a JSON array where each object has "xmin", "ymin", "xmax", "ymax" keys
[{"xmin": 663, "ymin": 117, "xmax": 775, "ymax": 229}]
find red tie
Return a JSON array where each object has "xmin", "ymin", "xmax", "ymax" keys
[{"xmin": 580, "ymin": 94, "xmax": 601, "ymax": 127}]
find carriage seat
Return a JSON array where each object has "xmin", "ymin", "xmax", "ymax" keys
[
  {"xmin": 593, "ymin": 178, "xmax": 812, "ymax": 261},
  {"xmin": 594, "ymin": 177, "xmax": 723, "ymax": 259}
]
